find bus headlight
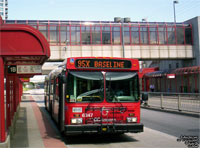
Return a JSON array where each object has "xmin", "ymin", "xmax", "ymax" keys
[
  {"xmin": 71, "ymin": 118, "xmax": 83, "ymax": 124},
  {"xmin": 127, "ymin": 117, "xmax": 137, "ymax": 123}
]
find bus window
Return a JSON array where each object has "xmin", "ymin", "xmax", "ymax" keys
[
  {"xmin": 106, "ymin": 72, "xmax": 139, "ymax": 102},
  {"xmin": 66, "ymin": 71, "xmax": 103, "ymax": 102}
]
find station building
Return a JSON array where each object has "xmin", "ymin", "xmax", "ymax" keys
[
  {"xmin": 0, "ymin": 0, "xmax": 8, "ymax": 20},
  {"xmin": 4, "ymin": 16, "xmax": 200, "ymax": 93}
]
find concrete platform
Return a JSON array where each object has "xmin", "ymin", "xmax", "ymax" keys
[{"xmin": 10, "ymin": 95, "xmax": 66, "ymax": 148}]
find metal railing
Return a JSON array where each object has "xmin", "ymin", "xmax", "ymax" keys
[{"xmin": 141, "ymin": 92, "xmax": 200, "ymax": 113}]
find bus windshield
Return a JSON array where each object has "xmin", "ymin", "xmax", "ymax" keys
[
  {"xmin": 67, "ymin": 71, "xmax": 104, "ymax": 102},
  {"xmin": 66, "ymin": 71, "xmax": 139, "ymax": 103},
  {"xmin": 106, "ymin": 72, "xmax": 139, "ymax": 102}
]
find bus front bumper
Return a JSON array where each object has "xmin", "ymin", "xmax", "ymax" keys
[{"xmin": 64, "ymin": 123, "xmax": 143, "ymax": 135}]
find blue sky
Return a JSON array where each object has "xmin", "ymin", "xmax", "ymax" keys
[{"xmin": 8, "ymin": 0, "xmax": 200, "ymax": 22}]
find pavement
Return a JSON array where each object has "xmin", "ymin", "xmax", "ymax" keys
[
  {"xmin": 9, "ymin": 89, "xmax": 189, "ymax": 148},
  {"xmin": 10, "ymin": 95, "xmax": 66, "ymax": 148}
]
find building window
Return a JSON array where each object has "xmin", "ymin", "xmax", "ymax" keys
[
  {"xmin": 176, "ymin": 27, "xmax": 184, "ymax": 44},
  {"xmin": 50, "ymin": 26, "xmax": 59, "ymax": 43},
  {"xmin": 185, "ymin": 27, "xmax": 192, "ymax": 44},
  {"xmin": 102, "ymin": 26, "xmax": 111, "ymax": 44},
  {"xmin": 81, "ymin": 26, "xmax": 91, "ymax": 44},
  {"xmin": 169, "ymin": 64, "xmax": 172, "ymax": 69},
  {"xmin": 60, "ymin": 26, "xmax": 70, "ymax": 44},
  {"xmin": 112, "ymin": 26, "xmax": 121, "ymax": 45},
  {"xmin": 140, "ymin": 26, "xmax": 149, "ymax": 44},
  {"xmin": 71, "ymin": 26, "xmax": 80, "ymax": 45},
  {"xmin": 38, "ymin": 25, "xmax": 48, "ymax": 40},
  {"xmin": 124, "ymin": 26, "xmax": 130, "ymax": 45},
  {"xmin": 176, "ymin": 63, "xmax": 179, "ymax": 68},
  {"xmin": 158, "ymin": 26, "xmax": 167, "ymax": 44},
  {"xmin": 167, "ymin": 27, "xmax": 176, "ymax": 44},
  {"xmin": 149, "ymin": 27, "xmax": 158, "ymax": 44},
  {"xmin": 131, "ymin": 27, "xmax": 139, "ymax": 44},
  {"xmin": 91, "ymin": 26, "xmax": 101, "ymax": 44}
]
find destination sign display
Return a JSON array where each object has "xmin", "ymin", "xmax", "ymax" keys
[{"xmin": 75, "ymin": 59, "xmax": 132, "ymax": 69}]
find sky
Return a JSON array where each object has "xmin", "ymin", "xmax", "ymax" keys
[{"xmin": 8, "ymin": 0, "xmax": 200, "ymax": 23}]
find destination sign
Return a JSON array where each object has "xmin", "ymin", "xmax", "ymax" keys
[
  {"xmin": 75, "ymin": 59, "xmax": 132, "ymax": 69},
  {"xmin": 7, "ymin": 65, "xmax": 42, "ymax": 74}
]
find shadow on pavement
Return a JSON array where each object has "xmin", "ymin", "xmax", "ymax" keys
[
  {"xmin": 63, "ymin": 133, "xmax": 138, "ymax": 145},
  {"xmin": 10, "ymin": 107, "xmax": 29, "ymax": 147}
]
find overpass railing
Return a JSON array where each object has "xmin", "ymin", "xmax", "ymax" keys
[{"xmin": 141, "ymin": 92, "xmax": 200, "ymax": 113}]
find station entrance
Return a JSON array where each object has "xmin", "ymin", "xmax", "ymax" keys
[{"xmin": 0, "ymin": 16, "xmax": 50, "ymax": 146}]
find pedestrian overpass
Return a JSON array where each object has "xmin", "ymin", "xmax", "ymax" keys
[{"xmin": 5, "ymin": 20, "xmax": 194, "ymax": 62}]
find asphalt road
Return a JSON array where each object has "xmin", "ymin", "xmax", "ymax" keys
[{"xmin": 141, "ymin": 108, "xmax": 200, "ymax": 138}]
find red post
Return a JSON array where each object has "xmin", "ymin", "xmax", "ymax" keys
[
  {"xmin": 6, "ymin": 76, "xmax": 11, "ymax": 129},
  {"xmin": 0, "ymin": 57, "xmax": 6, "ymax": 142}
]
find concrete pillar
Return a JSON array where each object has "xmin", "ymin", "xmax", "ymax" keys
[{"xmin": 0, "ymin": 57, "xmax": 6, "ymax": 142}]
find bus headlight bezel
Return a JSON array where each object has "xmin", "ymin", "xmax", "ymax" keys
[
  {"xmin": 127, "ymin": 117, "xmax": 137, "ymax": 123},
  {"xmin": 71, "ymin": 118, "xmax": 83, "ymax": 124}
]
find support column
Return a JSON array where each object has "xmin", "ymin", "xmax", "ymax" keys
[
  {"xmin": 6, "ymin": 76, "xmax": 11, "ymax": 129},
  {"xmin": 0, "ymin": 57, "xmax": 6, "ymax": 142}
]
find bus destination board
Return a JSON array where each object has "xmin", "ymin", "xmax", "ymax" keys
[{"xmin": 75, "ymin": 59, "xmax": 132, "ymax": 69}]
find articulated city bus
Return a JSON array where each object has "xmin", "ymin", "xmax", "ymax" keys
[{"xmin": 44, "ymin": 57, "xmax": 143, "ymax": 135}]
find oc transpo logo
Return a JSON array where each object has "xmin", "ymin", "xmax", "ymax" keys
[{"xmin": 102, "ymin": 107, "xmax": 109, "ymax": 116}]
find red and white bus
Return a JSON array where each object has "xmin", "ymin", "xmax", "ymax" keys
[{"xmin": 44, "ymin": 57, "xmax": 143, "ymax": 135}]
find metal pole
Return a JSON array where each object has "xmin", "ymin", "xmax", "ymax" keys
[
  {"xmin": 173, "ymin": 2, "xmax": 176, "ymax": 23},
  {"xmin": 178, "ymin": 94, "xmax": 181, "ymax": 111},
  {"xmin": 173, "ymin": 1, "xmax": 178, "ymax": 23},
  {"xmin": 0, "ymin": 57, "xmax": 6, "ymax": 142},
  {"xmin": 160, "ymin": 93, "xmax": 163, "ymax": 109},
  {"xmin": 122, "ymin": 19, "xmax": 125, "ymax": 58}
]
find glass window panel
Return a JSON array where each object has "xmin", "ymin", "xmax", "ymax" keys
[
  {"xmin": 60, "ymin": 26, "xmax": 70, "ymax": 43},
  {"xmin": 112, "ymin": 32, "xmax": 120, "ymax": 45},
  {"xmin": 102, "ymin": 26, "xmax": 111, "ymax": 44},
  {"xmin": 71, "ymin": 26, "xmax": 80, "ymax": 45},
  {"xmin": 185, "ymin": 27, "xmax": 192, "ymax": 44},
  {"xmin": 81, "ymin": 26, "xmax": 91, "ymax": 44},
  {"xmin": 124, "ymin": 27, "xmax": 129, "ymax": 31},
  {"xmin": 167, "ymin": 27, "xmax": 175, "ymax": 44},
  {"xmin": 50, "ymin": 26, "xmax": 59, "ymax": 43},
  {"xmin": 124, "ymin": 32, "xmax": 130, "ymax": 44},
  {"xmin": 140, "ymin": 27, "xmax": 148, "ymax": 44},
  {"xmin": 102, "ymin": 32, "xmax": 111, "ymax": 44},
  {"xmin": 176, "ymin": 27, "xmax": 184, "ymax": 44},
  {"xmin": 38, "ymin": 25, "xmax": 48, "ymax": 40},
  {"xmin": 112, "ymin": 26, "xmax": 120, "ymax": 31},
  {"xmin": 131, "ymin": 27, "xmax": 139, "ymax": 31},
  {"xmin": 91, "ymin": 26, "xmax": 101, "ymax": 44},
  {"xmin": 158, "ymin": 27, "xmax": 166, "ymax": 44},
  {"xmin": 102, "ymin": 26, "xmax": 110, "ymax": 31},
  {"xmin": 131, "ymin": 31, "xmax": 139, "ymax": 44},
  {"xmin": 140, "ymin": 27, "xmax": 148, "ymax": 31},
  {"xmin": 149, "ymin": 27, "xmax": 158, "ymax": 44}
]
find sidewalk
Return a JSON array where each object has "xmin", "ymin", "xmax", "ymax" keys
[{"xmin": 10, "ymin": 95, "xmax": 66, "ymax": 148}]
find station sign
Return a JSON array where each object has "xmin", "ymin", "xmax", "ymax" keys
[
  {"xmin": 75, "ymin": 59, "xmax": 132, "ymax": 69},
  {"xmin": 7, "ymin": 65, "xmax": 42, "ymax": 74}
]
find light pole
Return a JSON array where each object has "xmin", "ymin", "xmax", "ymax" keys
[
  {"xmin": 114, "ymin": 17, "xmax": 131, "ymax": 58},
  {"xmin": 173, "ymin": 0, "xmax": 179, "ymax": 23}
]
